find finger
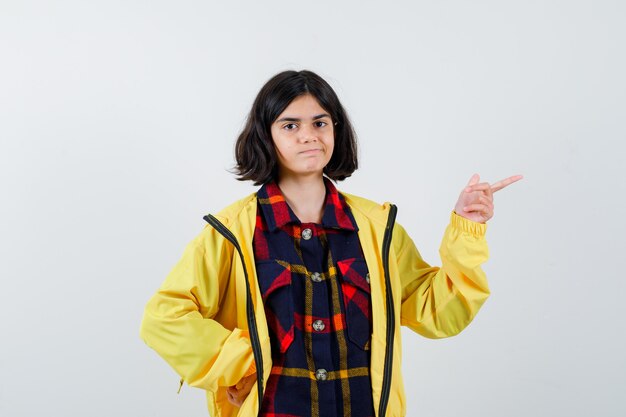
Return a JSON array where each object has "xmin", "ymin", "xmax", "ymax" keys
[
  {"xmin": 229, "ymin": 395, "xmax": 241, "ymax": 407},
  {"xmin": 490, "ymin": 174, "xmax": 523, "ymax": 193},
  {"xmin": 465, "ymin": 173, "xmax": 480, "ymax": 189},
  {"xmin": 465, "ymin": 182, "xmax": 492, "ymax": 196},
  {"xmin": 476, "ymin": 195, "xmax": 493, "ymax": 209},
  {"xmin": 480, "ymin": 192, "xmax": 493, "ymax": 203},
  {"xmin": 227, "ymin": 390, "xmax": 236, "ymax": 405},
  {"xmin": 227, "ymin": 389, "xmax": 242, "ymax": 404},
  {"xmin": 463, "ymin": 203, "xmax": 491, "ymax": 214}
]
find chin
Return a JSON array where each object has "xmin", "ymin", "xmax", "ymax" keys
[{"xmin": 293, "ymin": 167, "xmax": 326, "ymax": 177}]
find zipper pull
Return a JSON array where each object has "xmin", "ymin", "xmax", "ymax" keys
[{"xmin": 177, "ymin": 378, "xmax": 184, "ymax": 394}]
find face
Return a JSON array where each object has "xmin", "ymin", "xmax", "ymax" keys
[{"xmin": 270, "ymin": 94, "xmax": 334, "ymax": 181}]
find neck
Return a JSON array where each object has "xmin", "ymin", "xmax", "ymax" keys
[{"xmin": 277, "ymin": 174, "xmax": 326, "ymax": 224}]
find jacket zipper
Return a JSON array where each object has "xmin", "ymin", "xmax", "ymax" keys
[
  {"xmin": 203, "ymin": 214, "xmax": 264, "ymax": 416},
  {"xmin": 378, "ymin": 204, "xmax": 398, "ymax": 417}
]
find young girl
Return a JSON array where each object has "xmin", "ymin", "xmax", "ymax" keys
[{"xmin": 140, "ymin": 70, "xmax": 522, "ymax": 417}]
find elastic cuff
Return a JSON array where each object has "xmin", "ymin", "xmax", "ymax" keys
[
  {"xmin": 243, "ymin": 360, "xmax": 257, "ymax": 377},
  {"xmin": 239, "ymin": 329, "xmax": 257, "ymax": 377},
  {"xmin": 450, "ymin": 210, "xmax": 487, "ymax": 237}
]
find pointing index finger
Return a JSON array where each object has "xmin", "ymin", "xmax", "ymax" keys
[{"xmin": 490, "ymin": 174, "xmax": 524, "ymax": 192}]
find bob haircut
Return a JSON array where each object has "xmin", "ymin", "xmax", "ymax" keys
[{"xmin": 234, "ymin": 70, "xmax": 358, "ymax": 185}]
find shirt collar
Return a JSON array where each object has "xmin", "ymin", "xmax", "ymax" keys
[{"xmin": 256, "ymin": 177, "xmax": 358, "ymax": 232}]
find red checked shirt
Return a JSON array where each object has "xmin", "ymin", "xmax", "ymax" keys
[{"xmin": 253, "ymin": 177, "xmax": 375, "ymax": 417}]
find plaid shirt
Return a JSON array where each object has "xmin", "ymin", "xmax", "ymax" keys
[{"xmin": 253, "ymin": 177, "xmax": 375, "ymax": 417}]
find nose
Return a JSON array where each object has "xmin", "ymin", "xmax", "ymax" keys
[{"xmin": 298, "ymin": 124, "xmax": 318, "ymax": 143}]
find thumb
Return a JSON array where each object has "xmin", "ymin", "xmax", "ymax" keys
[{"xmin": 466, "ymin": 173, "xmax": 480, "ymax": 188}]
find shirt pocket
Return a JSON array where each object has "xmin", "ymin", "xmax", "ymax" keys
[
  {"xmin": 255, "ymin": 260, "xmax": 294, "ymax": 353},
  {"xmin": 337, "ymin": 258, "xmax": 372, "ymax": 350}
]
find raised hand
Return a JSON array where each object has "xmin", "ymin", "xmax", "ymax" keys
[{"xmin": 453, "ymin": 173, "xmax": 523, "ymax": 224}]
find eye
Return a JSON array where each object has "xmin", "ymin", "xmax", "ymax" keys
[
  {"xmin": 315, "ymin": 121, "xmax": 328, "ymax": 128},
  {"xmin": 282, "ymin": 123, "xmax": 298, "ymax": 131}
]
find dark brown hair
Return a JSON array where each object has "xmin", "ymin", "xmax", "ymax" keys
[{"xmin": 233, "ymin": 70, "xmax": 358, "ymax": 185}]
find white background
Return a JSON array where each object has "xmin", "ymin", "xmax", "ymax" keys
[{"xmin": 1, "ymin": 1, "xmax": 625, "ymax": 416}]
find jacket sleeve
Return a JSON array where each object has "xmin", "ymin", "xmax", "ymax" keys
[
  {"xmin": 396, "ymin": 210, "xmax": 490, "ymax": 338},
  {"xmin": 139, "ymin": 226, "xmax": 255, "ymax": 392}
]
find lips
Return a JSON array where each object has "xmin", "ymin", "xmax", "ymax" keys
[{"xmin": 300, "ymin": 148, "xmax": 322, "ymax": 154}]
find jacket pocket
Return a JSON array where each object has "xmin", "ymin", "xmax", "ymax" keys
[
  {"xmin": 337, "ymin": 258, "xmax": 372, "ymax": 350},
  {"xmin": 255, "ymin": 260, "xmax": 294, "ymax": 353}
]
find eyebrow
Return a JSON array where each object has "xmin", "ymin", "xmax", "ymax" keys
[{"xmin": 275, "ymin": 113, "xmax": 331, "ymax": 123}]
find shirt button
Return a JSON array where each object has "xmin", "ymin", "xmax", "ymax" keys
[
  {"xmin": 302, "ymin": 228, "xmax": 313, "ymax": 240},
  {"xmin": 311, "ymin": 272, "xmax": 322, "ymax": 282},
  {"xmin": 366, "ymin": 273, "xmax": 370, "ymax": 284},
  {"xmin": 315, "ymin": 368, "xmax": 328, "ymax": 381},
  {"xmin": 312, "ymin": 320, "xmax": 325, "ymax": 332}
]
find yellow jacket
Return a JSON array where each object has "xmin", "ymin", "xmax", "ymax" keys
[{"xmin": 140, "ymin": 191, "xmax": 490, "ymax": 417}]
